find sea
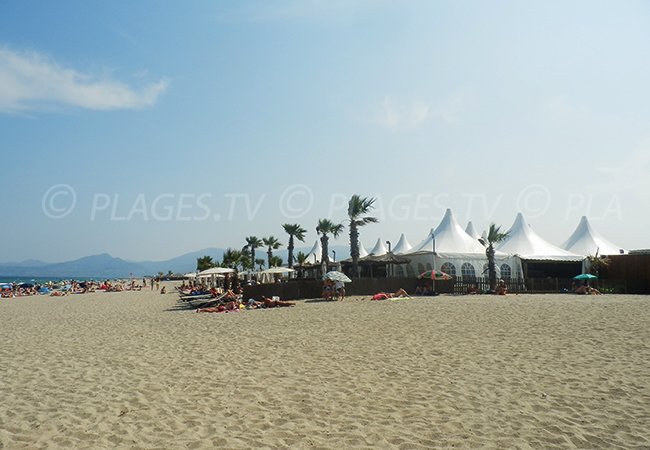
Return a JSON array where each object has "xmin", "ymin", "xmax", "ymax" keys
[{"xmin": 0, "ymin": 276, "xmax": 117, "ymax": 285}]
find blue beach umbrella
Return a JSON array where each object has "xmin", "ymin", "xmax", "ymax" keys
[{"xmin": 573, "ymin": 273, "xmax": 597, "ymax": 280}]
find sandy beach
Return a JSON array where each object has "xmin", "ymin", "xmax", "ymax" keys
[{"xmin": 1, "ymin": 286, "xmax": 649, "ymax": 449}]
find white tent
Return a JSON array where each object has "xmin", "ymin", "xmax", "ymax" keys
[
  {"xmin": 369, "ymin": 238, "xmax": 388, "ymax": 256},
  {"xmin": 411, "ymin": 209, "xmax": 489, "ymax": 254},
  {"xmin": 407, "ymin": 209, "xmax": 519, "ymax": 279},
  {"xmin": 561, "ymin": 216, "xmax": 624, "ymax": 256},
  {"xmin": 497, "ymin": 213, "xmax": 584, "ymax": 261},
  {"xmin": 465, "ymin": 221, "xmax": 480, "ymax": 240},
  {"xmin": 358, "ymin": 240, "xmax": 369, "ymax": 258},
  {"xmin": 198, "ymin": 267, "xmax": 236, "ymax": 275},
  {"xmin": 465, "ymin": 221, "xmax": 485, "ymax": 246},
  {"xmin": 304, "ymin": 240, "xmax": 325, "ymax": 264},
  {"xmin": 392, "ymin": 233, "xmax": 413, "ymax": 254}
]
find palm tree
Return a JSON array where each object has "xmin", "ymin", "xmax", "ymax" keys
[
  {"xmin": 282, "ymin": 223, "xmax": 307, "ymax": 268},
  {"xmin": 222, "ymin": 248, "xmax": 244, "ymax": 269},
  {"xmin": 243, "ymin": 236, "xmax": 263, "ymax": 271},
  {"xmin": 295, "ymin": 251, "xmax": 308, "ymax": 266},
  {"xmin": 269, "ymin": 255, "xmax": 283, "ymax": 268},
  {"xmin": 483, "ymin": 224, "xmax": 510, "ymax": 292},
  {"xmin": 262, "ymin": 236, "xmax": 282, "ymax": 268},
  {"xmin": 255, "ymin": 258, "xmax": 266, "ymax": 271},
  {"xmin": 348, "ymin": 195, "xmax": 378, "ymax": 278},
  {"xmin": 587, "ymin": 250, "xmax": 610, "ymax": 277},
  {"xmin": 316, "ymin": 218, "xmax": 344, "ymax": 266},
  {"xmin": 196, "ymin": 255, "xmax": 216, "ymax": 271}
]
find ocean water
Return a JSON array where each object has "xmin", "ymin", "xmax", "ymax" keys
[{"xmin": 0, "ymin": 276, "xmax": 106, "ymax": 285}]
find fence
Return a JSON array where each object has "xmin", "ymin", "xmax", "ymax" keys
[{"xmin": 243, "ymin": 276, "xmax": 634, "ymax": 300}]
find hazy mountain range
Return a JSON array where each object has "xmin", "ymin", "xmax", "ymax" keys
[{"xmin": 0, "ymin": 246, "xmax": 352, "ymax": 279}]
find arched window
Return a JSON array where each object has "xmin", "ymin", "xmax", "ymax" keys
[
  {"xmin": 425, "ymin": 263, "xmax": 432, "ymax": 271},
  {"xmin": 500, "ymin": 263, "xmax": 512, "ymax": 279},
  {"xmin": 417, "ymin": 263, "xmax": 425, "ymax": 274},
  {"xmin": 461, "ymin": 263, "xmax": 476, "ymax": 279},
  {"xmin": 440, "ymin": 262, "xmax": 456, "ymax": 277}
]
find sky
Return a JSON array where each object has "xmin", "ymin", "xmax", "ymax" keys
[{"xmin": 1, "ymin": 0, "xmax": 649, "ymax": 263}]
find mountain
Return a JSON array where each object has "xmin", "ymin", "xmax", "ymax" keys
[
  {"xmin": 137, "ymin": 248, "xmax": 225, "ymax": 275},
  {"xmin": 0, "ymin": 259, "xmax": 49, "ymax": 268},
  {"xmin": 0, "ymin": 244, "xmax": 352, "ymax": 279},
  {"xmin": 0, "ymin": 254, "xmax": 148, "ymax": 279}
]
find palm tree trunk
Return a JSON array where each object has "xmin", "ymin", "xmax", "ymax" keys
[
  {"xmin": 487, "ymin": 245, "xmax": 496, "ymax": 292},
  {"xmin": 267, "ymin": 248, "xmax": 272, "ymax": 268},
  {"xmin": 321, "ymin": 235, "xmax": 329, "ymax": 265},
  {"xmin": 350, "ymin": 223, "xmax": 359, "ymax": 278},
  {"xmin": 288, "ymin": 236, "xmax": 294, "ymax": 268}
]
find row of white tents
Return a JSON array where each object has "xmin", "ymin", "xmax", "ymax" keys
[{"xmin": 303, "ymin": 209, "xmax": 624, "ymax": 280}]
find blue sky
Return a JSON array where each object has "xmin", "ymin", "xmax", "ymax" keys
[{"xmin": 1, "ymin": 0, "xmax": 649, "ymax": 263}]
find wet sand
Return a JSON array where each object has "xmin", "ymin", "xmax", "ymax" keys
[{"xmin": 1, "ymin": 287, "xmax": 649, "ymax": 449}]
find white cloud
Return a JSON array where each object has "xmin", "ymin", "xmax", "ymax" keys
[
  {"xmin": 373, "ymin": 96, "xmax": 430, "ymax": 131},
  {"xmin": 431, "ymin": 92, "xmax": 474, "ymax": 125},
  {"xmin": 0, "ymin": 46, "xmax": 168, "ymax": 113}
]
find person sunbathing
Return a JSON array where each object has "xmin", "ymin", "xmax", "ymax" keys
[
  {"xmin": 371, "ymin": 288, "xmax": 410, "ymax": 300},
  {"xmin": 197, "ymin": 299, "xmax": 242, "ymax": 313},
  {"xmin": 495, "ymin": 280, "xmax": 507, "ymax": 296},
  {"xmin": 259, "ymin": 296, "xmax": 295, "ymax": 308}
]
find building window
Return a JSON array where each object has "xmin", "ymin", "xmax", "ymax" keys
[
  {"xmin": 417, "ymin": 263, "xmax": 425, "ymax": 274},
  {"xmin": 500, "ymin": 264, "xmax": 512, "ymax": 279},
  {"xmin": 461, "ymin": 263, "xmax": 476, "ymax": 279},
  {"xmin": 440, "ymin": 262, "xmax": 456, "ymax": 277}
]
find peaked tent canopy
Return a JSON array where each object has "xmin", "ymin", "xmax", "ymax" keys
[
  {"xmin": 304, "ymin": 240, "xmax": 325, "ymax": 264},
  {"xmin": 465, "ymin": 221, "xmax": 482, "ymax": 242},
  {"xmin": 358, "ymin": 240, "xmax": 369, "ymax": 258},
  {"xmin": 404, "ymin": 209, "xmax": 521, "ymax": 280},
  {"xmin": 392, "ymin": 233, "xmax": 413, "ymax": 255},
  {"xmin": 561, "ymin": 216, "xmax": 625, "ymax": 256},
  {"xmin": 369, "ymin": 238, "xmax": 389, "ymax": 256},
  {"xmin": 410, "ymin": 209, "xmax": 488, "ymax": 255},
  {"xmin": 497, "ymin": 213, "xmax": 583, "ymax": 261}
]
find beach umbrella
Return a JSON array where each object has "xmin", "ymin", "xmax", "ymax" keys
[
  {"xmin": 0, "ymin": 283, "xmax": 12, "ymax": 289},
  {"xmin": 19, "ymin": 283, "xmax": 35, "ymax": 288},
  {"xmin": 574, "ymin": 273, "xmax": 598, "ymax": 280},
  {"xmin": 323, "ymin": 271, "xmax": 352, "ymax": 283},
  {"xmin": 261, "ymin": 267, "xmax": 295, "ymax": 274},
  {"xmin": 198, "ymin": 267, "xmax": 236, "ymax": 276},
  {"xmin": 419, "ymin": 270, "xmax": 452, "ymax": 281}
]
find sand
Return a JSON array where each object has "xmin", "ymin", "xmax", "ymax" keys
[{"xmin": 1, "ymin": 285, "xmax": 649, "ymax": 449}]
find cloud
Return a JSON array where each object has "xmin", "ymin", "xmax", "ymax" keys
[
  {"xmin": 0, "ymin": 46, "xmax": 168, "ymax": 113},
  {"xmin": 431, "ymin": 92, "xmax": 474, "ymax": 125},
  {"xmin": 372, "ymin": 96, "xmax": 430, "ymax": 131}
]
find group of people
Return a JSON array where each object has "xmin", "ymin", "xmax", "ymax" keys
[
  {"xmin": 322, "ymin": 279, "xmax": 346, "ymax": 301},
  {"xmin": 196, "ymin": 295, "xmax": 295, "ymax": 313},
  {"xmin": 572, "ymin": 282, "xmax": 601, "ymax": 295}
]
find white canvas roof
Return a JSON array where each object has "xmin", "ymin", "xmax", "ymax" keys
[
  {"xmin": 465, "ymin": 221, "xmax": 481, "ymax": 240},
  {"xmin": 369, "ymin": 238, "xmax": 388, "ymax": 256},
  {"xmin": 358, "ymin": 240, "xmax": 369, "ymax": 258},
  {"xmin": 305, "ymin": 240, "xmax": 325, "ymax": 264},
  {"xmin": 561, "ymin": 216, "xmax": 624, "ymax": 256},
  {"xmin": 392, "ymin": 233, "xmax": 413, "ymax": 254},
  {"xmin": 497, "ymin": 213, "xmax": 584, "ymax": 261},
  {"xmin": 410, "ymin": 209, "xmax": 489, "ymax": 255}
]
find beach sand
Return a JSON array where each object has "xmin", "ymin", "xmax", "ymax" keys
[{"xmin": 1, "ymin": 285, "xmax": 649, "ymax": 449}]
